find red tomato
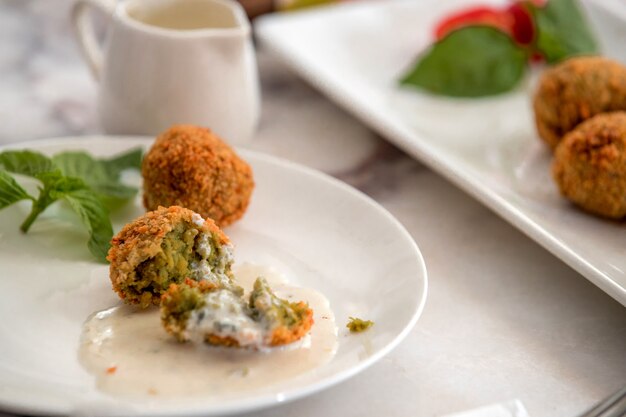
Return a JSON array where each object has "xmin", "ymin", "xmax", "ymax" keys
[
  {"xmin": 507, "ymin": 2, "xmax": 534, "ymax": 45},
  {"xmin": 433, "ymin": 1, "xmax": 544, "ymax": 62},
  {"xmin": 434, "ymin": 6, "xmax": 511, "ymax": 40}
]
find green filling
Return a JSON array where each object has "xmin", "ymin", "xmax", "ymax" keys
[
  {"xmin": 207, "ymin": 238, "xmax": 220, "ymax": 270},
  {"xmin": 203, "ymin": 234, "xmax": 236, "ymax": 282},
  {"xmin": 131, "ymin": 223, "xmax": 212, "ymax": 296},
  {"xmin": 161, "ymin": 282, "xmax": 208, "ymax": 325},
  {"xmin": 249, "ymin": 278, "xmax": 308, "ymax": 328}
]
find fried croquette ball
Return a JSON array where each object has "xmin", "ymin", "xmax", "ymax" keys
[
  {"xmin": 533, "ymin": 56, "xmax": 626, "ymax": 150},
  {"xmin": 142, "ymin": 125, "xmax": 254, "ymax": 227},
  {"xmin": 107, "ymin": 206, "xmax": 240, "ymax": 308},
  {"xmin": 553, "ymin": 112, "xmax": 626, "ymax": 219},
  {"xmin": 161, "ymin": 277, "xmax": 314, "ymax": 348}
]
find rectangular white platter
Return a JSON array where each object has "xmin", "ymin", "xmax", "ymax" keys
[{"xmin": 256, "ymin": 0, "xmax": 626, "ymax": 306}]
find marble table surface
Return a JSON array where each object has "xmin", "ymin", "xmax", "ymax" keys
[{"xmin": 1, "ymin": 2, "xmax": 625, "ymax": 417}]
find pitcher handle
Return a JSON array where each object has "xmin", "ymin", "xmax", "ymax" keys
[{"xmin": 71, "ymin": 0, "xmax": 115, "ymax": 81}]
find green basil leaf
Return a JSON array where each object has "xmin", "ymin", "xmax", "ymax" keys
[
  {"xmin": 20, "ymin": 172, "xmax": 88, "ymax": 231},
  {"xmin": 52, "ymin": 150, "xmax": 139, "ymax": 201},
  {"xmin": 52, "ymin": 152, "xmax": 111, "ymax": 183},
  {"xmin": 90, "ymin": 183, "xmax": 138, "ymax": 200},
  {"xmin": 0, "ymin": 150, "xmax": 54, "ymax": 177},
  {"xmin": 53, "ymin": 148, "xmax": 142, "ymax": 181},
  {"xmin": 400, "ymin": 26, "xmax": 528, "ymax": 97},
  {"xmin": 45, "ymin": 175, "xmax": 89, "ymax": 196},
  {"xmin": 101, "ymin": 148, "xmax": 143, "ymax": 178},
  {"xmin": 532, "ymin": 0, "xmax": 598, "ymax": 64},
  {"xmin": 62, "ymin": 187, "xmax": 113, "ymax": 263},
  {"xmin": 0, "ymin": 170, "xmax": 34, "ymax": 209}
]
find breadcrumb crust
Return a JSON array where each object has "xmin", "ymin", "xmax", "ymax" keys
[
  {"xmin": 142, "ymin": 125, "xmax": 254, "ymax": 227},
  {"xmin": 553, "ymin": 112, "xmax": 626, "ymax": 219},
  {"xmin": 533, "ymin": 56, "xmax": 626, "ymax": 150}
]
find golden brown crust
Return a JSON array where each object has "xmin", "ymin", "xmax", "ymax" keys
[
  {"xmin": 204, "ymin": 334, "xmax": 242, "ymax": 348},
  {"xmin": 142, "ymin": 125, "xmax": 254, "ymax": 227},
  {"xmin": 107, "ymin": 206, "xmax": 228, "ymax": 307},
  {"xmin": 552, "ymin": 112, "xmax": 626, "ymax": 219},
  {"xmin": 268, "ymin": 303, "xmax": 314, "ymax": 347},
  {"xmin": 533, "ymin": 56, "xmax": 626, "ymax": 150}
]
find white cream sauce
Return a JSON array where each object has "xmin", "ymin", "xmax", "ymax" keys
[
  {"xmin": 187, "ymin": 288, "xmax": 264, "ymax": 348},
  {"xmin": 188, "ymin": 229, "xmax": 234, "ymax": 288},
  {"xmin": 79, "ymin": 263, "xmax": 337, "ymax": 398}
]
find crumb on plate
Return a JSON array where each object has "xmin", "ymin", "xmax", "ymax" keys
[{"xmin": 346, "ymin": 317, "xmax": 374, "ymax": 333}]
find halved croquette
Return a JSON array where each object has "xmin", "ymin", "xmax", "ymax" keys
[
  {"xmin": 107, "ymin": 206, "xmax": 240, "ymax": 308},
  {"xmin": 161, "ymin": 278, "xmax": 314, "ymax": 349}
]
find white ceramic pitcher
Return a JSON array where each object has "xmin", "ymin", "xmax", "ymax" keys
[{"xmin": 72, "ymin": 0, "xmax": 260, "ymax": 144}]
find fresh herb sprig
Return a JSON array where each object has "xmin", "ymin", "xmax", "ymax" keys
[
  {"xmin": 0, "ymin": 148, "xmax": 142, "ymax": 263},
  {"xmin": 531, "ymin": 0, "xmax": 597, "ymax": 64},
  {"xmin": 400, "ymin": 0, "xmax": 598, "ymax": 97}
]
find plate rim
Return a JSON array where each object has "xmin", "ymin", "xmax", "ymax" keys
[
  {"xmin": 255, "ymin": 5, "xmax": 626, "ymax": 307},
  {"xmin": 0, "ymin": 135, "xmax": 428, "ymax": 416}
]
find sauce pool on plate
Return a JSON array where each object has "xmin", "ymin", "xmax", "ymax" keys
[{"xmin": 78, "ymin": 264, "xmax": 338, "ymax": 398}]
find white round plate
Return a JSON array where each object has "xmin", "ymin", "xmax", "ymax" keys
[{"xmin": 0, "ymin": 136, "xmax": 427, "ymax": 416}]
